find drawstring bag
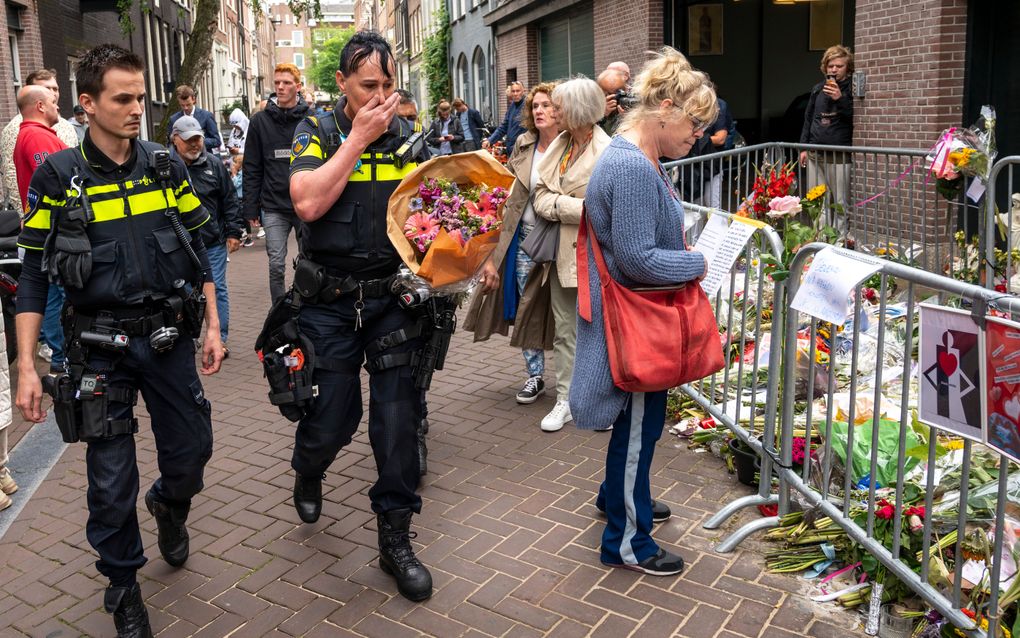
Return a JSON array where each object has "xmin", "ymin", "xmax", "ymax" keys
[{"xmin": 576, "ymin": 208, "xmax": 724, "ymax": 393}]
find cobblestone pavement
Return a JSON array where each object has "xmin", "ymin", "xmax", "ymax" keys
[{"xmin": 0, "ymin": 239, "xmax": 867, "ymax": 637}]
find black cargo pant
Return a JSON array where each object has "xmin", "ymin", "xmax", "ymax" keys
[
  {"xmin": 82, "ymin": 337, "xmax": 213, "ymax": 587},
  {"xmin": 293, "ymin": 292, "xmax": 425, "ymax": 514}
]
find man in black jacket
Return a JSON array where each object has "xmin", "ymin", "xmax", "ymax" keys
[
  {"xmin": 451, "ymin": 97, "xmax": 484, "ymax": 151},
  {"xmin": 424, "ymin": 100, "xmax": 463, "ymax": 156},
  {"xmin": 242, "ymin": 63, "xmax": 310, "ymax": 303},
  {"xmin": 171, "ymin": 115, "xmax": 243, "ymax": 355}
]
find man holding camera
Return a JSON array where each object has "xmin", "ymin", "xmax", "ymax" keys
[
  {"xmin": 597, "ymin": 68, "xmax": 633, "ymax": 136},
  {"xmin": 15, "ymin": 44, "xmax": 224, "ymax": 638},
  {"xmin": 287, "ymin": 30, "xmax": 433, "ymax": 603}
]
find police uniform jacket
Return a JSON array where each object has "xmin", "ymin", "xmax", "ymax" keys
[
  {"xmin": 17, "ymin": 132, "xmax": 212, "ymax": 314},
  {"xmin": 170, "ymin": 147, "xmax": 243, "ymax": 248},
  {"xmin": 289, "ymin": 97, "xmax": 418, "ymax": 279}
]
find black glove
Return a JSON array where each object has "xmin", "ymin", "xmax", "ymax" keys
[{"xmin": 43, "ymin": 205, "xmax": 93, "ymax": 288}]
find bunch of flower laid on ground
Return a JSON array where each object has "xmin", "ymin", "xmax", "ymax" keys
[
  {"xmin": 403, "ymin": 177, "xmax": 508, "ymax": 253},
  {"xmin": 928, "ymin": 106, "xmax": 996, "ymax": 201}
]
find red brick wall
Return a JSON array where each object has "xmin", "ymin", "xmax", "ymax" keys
[
  {"xmin": 493, "ymin": 24, "xmax": 538, "ymax": 118},
  {"xmin": 593, "ymin": 0, "xmax": 663, "ymax": 78},
  {"xmin": 853, "ymin": 0, "xmax": 967, "ymax": 150},
  {"xmin": 0, "ymin": 0, "xmax": 45, "ymax": 122}
]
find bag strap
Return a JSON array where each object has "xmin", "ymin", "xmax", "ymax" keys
[{"xmin": 577, "ymin": 206, "xmax": 613, "ymax": 322}]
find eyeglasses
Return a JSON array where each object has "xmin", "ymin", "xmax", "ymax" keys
[{"xmin": 685, "ymin": 111, "xmax": 708, "ymax": 134}]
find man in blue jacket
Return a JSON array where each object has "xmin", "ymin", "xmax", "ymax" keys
[
  {"xmin": 168, "ymin": 85, "xmax": 222, "ymax": 153},
  {"xmin": 482, "ymin": 81, "xmax": 525, "ymax": 155},
  {"xmin": 452, "ymin": 97, "xmax": 484, "ymax": 151}
]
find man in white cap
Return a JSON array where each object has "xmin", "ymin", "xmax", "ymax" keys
[{"xmin": 170, "ymin": 116, "xmax": 243, "ymax": 356}]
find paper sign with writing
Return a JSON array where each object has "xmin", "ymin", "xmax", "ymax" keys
[
  {"xmin": 695, "ymin": 215, "xmax": 758, "ymax": 297},
  {"xmin": 789, "ymin": 248, "xmax": 882, "ymax": 325}
]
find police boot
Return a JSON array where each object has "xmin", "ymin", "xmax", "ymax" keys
[
  {"xmin": 294, "ymin": 473, "xmax": 323, "ymax": 523},
  {"xmin": 104, "ymin": 583, "xmax": 153, "ymax": 638},
  {"xmin": 144, "ymin": 489, "xmax": 190, "ymax": 567},
  {"xmin": 417, "ymin": 417, "xmax": 429, "ymax": 477},
  {"xmin": 378, "ymin": 508, "xmax": 432, "ymax": 601}
]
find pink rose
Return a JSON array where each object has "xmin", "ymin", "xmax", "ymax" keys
[{"xmin": 765, "ymin": 195, "xmax": 802, "ymax": 218}]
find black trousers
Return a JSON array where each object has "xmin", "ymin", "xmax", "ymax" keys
[
  {"xmin": 83, "ymin": 337, "xmax": 213, "ymax": 587},
  {"xmin": 293, "ymin": 293, "xmax": 425, "ymax": 514}
]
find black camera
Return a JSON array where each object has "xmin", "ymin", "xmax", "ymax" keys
[
  {"xmin": 151, "ymin": 149, "xmax": 173, "ymax": 181},
  {"xmin": 614, "ymin": 89, "xmax": 639, "ymax": 111},
  {"xmin": 394, "ymin": 131, "xmax": 426, "ymax": 169}
]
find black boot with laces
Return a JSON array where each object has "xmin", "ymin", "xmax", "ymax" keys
[
  {"xmin": 378, "ymin": 508, "xmax": 433, "ymax": 601},
  {"xmin": 144, "ymin": 489, "xmax": 190, "ymax": 567},
  {"xmin": 294, "ymin": 473, "xmax": 323, "ymax": 523},
  {"xmin": 104, "ymin": 582, "xmax": 153, "ymax": 638}
]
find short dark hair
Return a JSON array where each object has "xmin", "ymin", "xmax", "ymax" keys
[
  {"xmin": 26, "ymin": 68, "xmax": 57, "ymax": 86},
  {"xmin": 175, "ymin": 84, "xmax": 196, "ymax": 100},
  {"xmin": 395, "ymin": 88, "xmax": 415, "ymax": 105},
  {"xmin": 76, "ymin": 44, "xmax": 144, "ymax": 98},
  {"xmin": 338, "ymin": 30, "xmax": 394, "ymax": 79}
]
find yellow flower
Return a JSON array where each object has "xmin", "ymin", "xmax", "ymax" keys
[
  {"xmin": 943, "ymin": 439, "xmax": 965, "ymax": 450},
  {"xmin": 806, "ymin": 185, "xmax": 827, "ymax": 201},
  {"xmin": 948, "ymin": 148, "xmax": 976, "ymax": 168}
]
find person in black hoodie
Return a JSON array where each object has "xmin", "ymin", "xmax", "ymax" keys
[
  {"xmin": 242, "ymin": 63, "xmax": 310, "ymax": 303},
  {"xmin": 170, "ymin": 115, "xmax": 243, "ymax": 355},
  {"xmin": 799, "ymin": 45, "xmax": 854, "ymax": 232}
]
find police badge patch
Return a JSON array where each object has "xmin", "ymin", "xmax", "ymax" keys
[
  {"xmin": 23, "ymin": 187, "xmax": 39, "ymax": 220},
  {"xmin": 291, "ymin": 133, "xmax": 310, "ymax": 158}
]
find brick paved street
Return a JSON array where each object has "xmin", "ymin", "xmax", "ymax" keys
[{"xmin": 0, "ymin": 240, "xmax": 867, "ymax": 637}]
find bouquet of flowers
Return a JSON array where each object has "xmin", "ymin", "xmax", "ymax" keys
[
  {"xmin": 738, "ymin": 160, "xmax": 797, "ymax": 219},
  {"xmin": 387, "ymin": 151, "xmax": 515, "ymax": 290},
  {"xmin": 403, "ymin": 178, "xmax": 507, "ymax": 253},
  {"xmin": 928, "ymin": 106, "xmax": 996, "ymax": 201}
]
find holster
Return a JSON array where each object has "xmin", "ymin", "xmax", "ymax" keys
[
  {"xmin": 43, "ymin": 371, "xmax": 138, "ymax": 443},
  {"xmin": 255, "ymin": 291, "xmax": 318, "ymax": 422},
  {"xmin": 292, "ymin": 256, "xmax": 396, "ymax": 304}
]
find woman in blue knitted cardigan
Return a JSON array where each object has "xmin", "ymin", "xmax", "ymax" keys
[{"xmin": 572, "ymin": 48, "xmax": 717, "ymax": 576}]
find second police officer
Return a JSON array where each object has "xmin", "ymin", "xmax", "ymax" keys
[
  {"xmin": 287, "ymin": 31, "xmax": 433, "ymax": 602},
  {"xmin": 15, "ymin": 44, "xmax": 223, "ymax": 638}
]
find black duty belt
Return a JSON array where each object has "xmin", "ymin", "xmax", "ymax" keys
[
  {"xmin": 295, "ymin": 257, "xmax": 398, "ymax": 303},
  {"xmin": 72, "ymin": 307, "xmax": 175, "ymax": 337}
]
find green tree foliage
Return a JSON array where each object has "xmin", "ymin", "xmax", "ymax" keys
[
  {"xmin": 422, "ymin": 4, "xmax": 451, "ymax": 116},
  {"xmin": 308, "ymin": 28, "xmax": 355, "ymax": 98}
]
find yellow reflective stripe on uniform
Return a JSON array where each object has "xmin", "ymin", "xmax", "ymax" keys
[
  {"xmin": 86, "ymin": 182, "xmax": 122, "ymax": 196},
  {"xmin": 88, "ymin": 189, "xmax": 172, "ymax": 222},
  {"xmin": 376, "ymin": 163, "xmax": 416, "ymax": 182},
  {"xmin": 23, "ymin": 208, "xmax": 51, "ymax": 230},
  {"xmin": 291, "ymin": 137, "xmax": 324, "ymax": 164}
]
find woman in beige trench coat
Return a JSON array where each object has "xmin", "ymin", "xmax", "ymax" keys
[
  {"xmin": 464, "ymin": 82, "xmax": 561, "ymax": 403},
  {"xmin": 530, "ymin": 78, "xmax": 612, "ymax": 433}
]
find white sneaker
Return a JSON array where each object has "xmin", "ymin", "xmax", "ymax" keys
[
  {"xmin": 256, "ymin": 228, "xmax": 266, "ymax": 239},
  {"xmin": 37, "ymin": 342, "xmax": 52, "ymax": 362},
  {"xmin": 541, "ymin": 399, "xmax": 572, "ymax": 432}
]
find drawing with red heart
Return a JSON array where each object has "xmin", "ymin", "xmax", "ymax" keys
[{"xmin": 938, "ymin": 351, "xmax": 958, "ymax": 376}]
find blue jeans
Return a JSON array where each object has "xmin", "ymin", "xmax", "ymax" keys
[
  {"xmin": 598, "ymin": 391, "xmax": 667, "ymax": 566},
  {"xmin": 263, "ymin": 210, "xmax": 302, "ymax": 304},
  {"xmin": 205, "ymin": 243, "xmax": 229, "ymax": 343},
  {"xmin": 515, "ymin": 223, "xmax": 544, "ymax": 377},
  {"xmin": 42, "ymin": 284, "xmax": 65, "ymax": 366}
]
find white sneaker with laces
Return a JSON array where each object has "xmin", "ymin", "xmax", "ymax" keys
[
  {"xmin": 37, "ymin": 343, "xmax": 53, "ymax": 362},
  {"xmin": 256, "ymin": 228, "xmax": 266, "ymax": 239},
  {"xmin": 541, "ymin": 399, "xmax": 572, "ymax": 432}
]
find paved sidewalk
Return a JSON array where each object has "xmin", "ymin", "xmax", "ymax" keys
[{"xmin": 0, "ymin": 241, "xmax": 866, "ymax": 637}]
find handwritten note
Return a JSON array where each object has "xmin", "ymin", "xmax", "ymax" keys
[
  {"xmin": 790, "ymin": 247, "xmax": 883, "ymax": 325},
  {"xmin": 695, "ymin": 216, "xmax": 758, "ymax": 297}
]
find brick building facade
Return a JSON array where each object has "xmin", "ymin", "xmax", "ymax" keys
[{"xmin": 0, "ymin": 0, "xmax": 45, "ymax": 122}]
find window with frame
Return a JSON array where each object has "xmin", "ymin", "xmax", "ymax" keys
[
  {"xmin": 456, "ymin": 53, "xmax": 468, "ymax": 101},
  {"xmin": 472, "ymin": 47, "xmax": 486, "ymax": 112},
  {"xmin": 294, "ymin": 53, "xmax": 305, "ymax": 69},
  {"xmin": 292, "ymin": 30, "xmax": 304, "ymax": 47}
]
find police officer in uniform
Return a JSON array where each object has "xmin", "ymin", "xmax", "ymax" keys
[
  {"xmin": 288, "ymin": 31, "xmax": 432, "ymax": 602},
  {"xmin": 15, "ymin": 44, "xmax": 224, "ymax": 638}
]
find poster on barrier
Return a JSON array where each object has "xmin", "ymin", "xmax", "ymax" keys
[
  {"xmin": 918, "ymin": 304, "xmax": 985, "ymax": 442},
  {"xmin": 983, "ymin": 316, "xmax": 1020, "ymax": 462}
]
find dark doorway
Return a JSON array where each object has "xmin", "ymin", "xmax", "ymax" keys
[{"xmin": 965, "ymin": 0, "xmax": 1020, "ymax": 159}]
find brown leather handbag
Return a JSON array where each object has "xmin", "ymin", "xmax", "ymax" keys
[{"xmin": 576, "ymin": 209, "xmax": 725, "ymax": 393}]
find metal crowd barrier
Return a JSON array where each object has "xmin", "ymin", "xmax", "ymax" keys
[
  {"xmin": 772, "ymin": 242, "xmax": 1020, "ymax": 637},
  {"xmin": 657, "ymin": 198, "xmax": 788, "ymax": 552},
  {"xmin": 985, "ymin": 156, "xmax": 1020, "ymax": 291},
  {"xmin": 672, "ymin": 141, "xmax": 978, "ymax": 276}
]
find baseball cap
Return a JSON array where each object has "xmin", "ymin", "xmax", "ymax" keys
[
  {"xmin": 172, "ymin": 115, "xmax": 203, "ymax": 140},
  {"xmin": 72, "ymin": 105, "xmax": 85, "ymax": 114}
]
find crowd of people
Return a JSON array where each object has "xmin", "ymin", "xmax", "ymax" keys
[{"xmin": 0, "ymin": 30, "xmax": 856, "ymax": 637}]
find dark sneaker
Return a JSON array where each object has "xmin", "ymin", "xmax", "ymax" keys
[
  {"xmin": 144, "ymin": 489, "xmax": 190, "ymax": 567},
  {"xmin": 603, "ymin": 547, "xmax": 685, "ymax": 576},
  {"xmin": 104, "ymin": 582, "xmax": 153, "ymax": 638},
  {"xmin": 516, "ymin": 376, "xmax": 545, "ymax": 404},
  {"xmin": 293, "ymin": 473, "xmax": 323, "ymax": 524},
  {"xmin": 596, "ymin": 498, "xmax": 672, "ymax": 523}
]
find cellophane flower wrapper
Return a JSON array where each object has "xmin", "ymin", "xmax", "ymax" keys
[
  {"xmin": 927, "ymin": 106, "xmax": 997, "ymax": 183},
  {"xmin": 387, "ymin": 150, "xmax": 515, "ymax": 292}
]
